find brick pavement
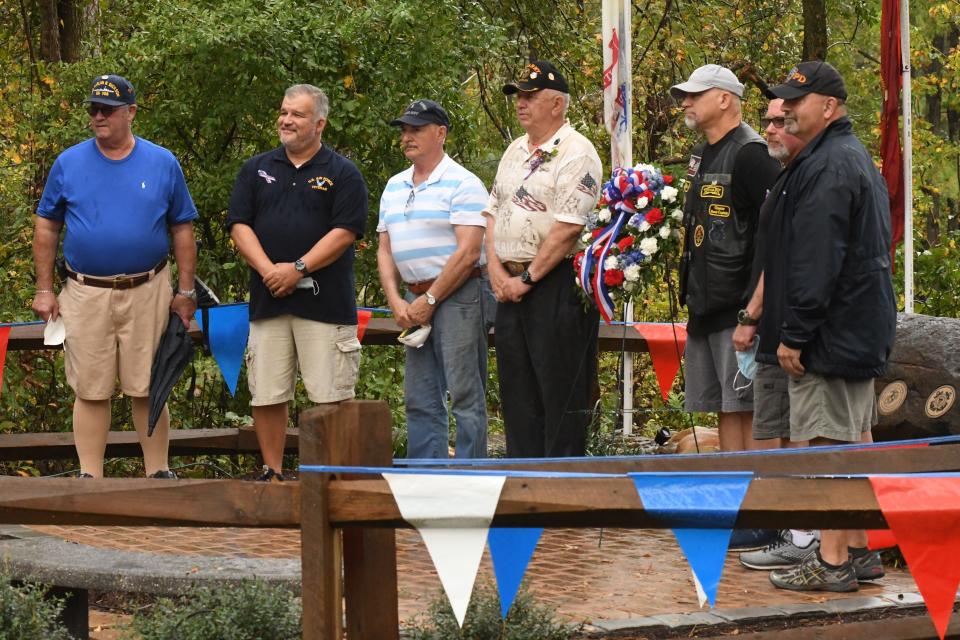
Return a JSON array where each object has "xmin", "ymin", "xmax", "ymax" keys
[{"xmin": 29, "ymin": 525, "xmax": 919, "ymax": 625}]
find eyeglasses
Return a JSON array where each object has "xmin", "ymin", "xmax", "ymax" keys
[
  {"xmin": 403, "ymin": 188, "xmax": 416, "ymax": 216},
  {"xmin": 87, "ymin": 104, "xmax": 121, "ymax": 117},
  {"xmin": 761, "ymin": 116, "xmax": 786, "ymax": 129}
]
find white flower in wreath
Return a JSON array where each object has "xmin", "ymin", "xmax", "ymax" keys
[
  {"xmin": 636, "ymin": 196, "xmax": 649, "ymax": 209},
  {"xmin": 623, "ymin": 264, "xmax": 641, "ymax": 282},
  {"xmin": 623, "ymin": 281, "xmax": 636, "ymax": 292},
  {"xmin": 639, "ymin": 236, "xmax": 659, "ymax": 256},
  {"xmin": 604, "ymin": 255, "xmax": 620, "ymax": 271},
  {"xmin": 671, "ymin": 208, "xmax": 684, "ymax": 222},
  {"xmin": 661, "ymin": 185, "xmax": 679, "ymax": 203},
  {"xmin": 659, "ymin": 224, "xmax": 671, "ymax": 239},
  {"xmin": 638, "ymin": 220, "xmax": 651, "ymax": 232},
  {"xmin": 581, "ymin": 231, "xmax": 593, "ymax": 244},
  {"xmin": 597, "ymin": 208, "xmax": 611, "ymax": 223}
]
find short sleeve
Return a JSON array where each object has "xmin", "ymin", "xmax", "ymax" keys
[
  {"xmin": 330, "ymin": 162, "xmax": 368, "ymax": 240},
  {"xmin": 36, "ymin": 158, "xmax": 66, "ymax": 221},
  {"xmin": 226, "ymin": 160, "xmax": 257, "ymax": 229},
  {"xmin": 165, "ymin": 157, "xmax": 198, "ymax": 225},
  {"xmin": 552, "ymin": 149, "xmax": 602, "ymax": 225},
  {"xmin": 449, "ymin": 174, "xmax": 488, "ymax": 227}
]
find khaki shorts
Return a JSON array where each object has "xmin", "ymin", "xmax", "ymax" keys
[
  {"xmin": 59, "ymin": 265, "xmax": 173, "ymax": 400},
  {"xmin": 246, "ymin": 315, "xmax": 361, "ymax": 406},
  {"xmin": 789, "ymin": 372, "xmax": 877, "ymax": 442}
]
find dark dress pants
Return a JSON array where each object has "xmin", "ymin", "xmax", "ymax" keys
[{"xmin": 494, "ymin": 259, "xmax": 599, "ymax": 457}]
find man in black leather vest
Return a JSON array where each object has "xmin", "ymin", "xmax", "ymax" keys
[{"xmin": 671, "ymin": 64, "xmax": 781, "ymax": 550}]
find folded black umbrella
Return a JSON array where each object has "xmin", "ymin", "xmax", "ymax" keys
[{"xmin": 147, "ymin": 312, "xmax": 194, "ymax": 436}]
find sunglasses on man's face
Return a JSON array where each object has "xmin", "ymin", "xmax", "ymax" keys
[
  {"xmin": 87, "ymin": 104, "xmax": 121, "ymax": 117},
  {"xmin": 761, "ymin": 116, "xmax": 786, "ymax": 129}
]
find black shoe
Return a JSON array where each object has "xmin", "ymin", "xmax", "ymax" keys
[
  {"xmin": 729, "ymin": 528, "xmax": 780, "ymax": 552},
  {"xmin": 149, "ymin": 470, "xmax": 178, "ymax": 479},
  {"xmin": 78, "ymin": 472, "xmax": 95, "ymax": 478},
  {"xmin": 257, "ymin": 465, "xmax": 285, "ymax": 483}
]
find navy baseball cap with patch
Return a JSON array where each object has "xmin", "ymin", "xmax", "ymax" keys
[
  {"xmin": 770, "ymin": 61, "xmax": 847, "ymax": 101},
  {"xmin": 502, "ymin": 60, "xmax": 569, "ymax": 95},
  {"xmin": 84, "ymin": 74, "xmax": 136, "ymax": 106},
  {"xmin": 390, "ymin": 99, "xmax": 450, "ymax": 128}
]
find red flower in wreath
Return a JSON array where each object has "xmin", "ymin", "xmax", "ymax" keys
[
  {"xmin": 646, "ymin": 208, "xmax": 664, "ymax": 225},
  {"xmin": 604, "ymin": 269, "xmax": 625, "ymax": 286},
  {"xmin": 573, "ymin": 251, "xmax": 584, "ymax": 270},
  {"xmin": 617, "ymin": 236, "xmax": 634, "ymax": 252}
]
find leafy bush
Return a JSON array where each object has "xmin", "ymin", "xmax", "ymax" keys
[
  {"xmin": 0, "ymin": 571, "xmax": 70, "ymax": 640},
  {"xmin": 404, "ymin": 581, "xmax": 576, "ymax": 640},
  {"xmin": 129, "ymin": 580, "xmax": 300, "ymax": 640}
]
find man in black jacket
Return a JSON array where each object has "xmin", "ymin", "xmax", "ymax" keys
[{"xmin": 760, "ymin": 61, "xmax": 896, "ymax": 592}]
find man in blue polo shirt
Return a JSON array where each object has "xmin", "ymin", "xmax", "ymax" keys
[
  {"xmin": 376, "ymin": 99, "xmax": 492, "ymax": 458},
  {"xmin": 228, "ymin": 84, "xmax": 368, "ymax": 481},
  {"xmin": 32, "ymin": 73, "xmax": 198, "ymax": 479}
]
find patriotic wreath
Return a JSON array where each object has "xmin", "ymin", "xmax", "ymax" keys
[{"xmin": 574, "ymin": 164, "xmax": 683, "ymax": 322}]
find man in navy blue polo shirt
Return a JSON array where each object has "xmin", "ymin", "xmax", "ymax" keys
[
  {"xmin": 32, "ymin": 73, "xmax": 198, "ymax": 479},
  {"xmin": 227, "ymin": 84, "xmax": 368, "ymax": 481}
]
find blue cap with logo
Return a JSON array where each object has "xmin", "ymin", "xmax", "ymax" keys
[{"xmin": 84, "ymin": 74, "xmax": 136, "ymax": 106}]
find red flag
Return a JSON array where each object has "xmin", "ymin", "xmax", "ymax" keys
[
  {"xmin": 880, "ymin": 0, "xmax": 905, "ymax": 265},
  {"xmin": 870, "ymin": 476, "xmax": 960, "ymax": 639},
  {"xmin": 356, "ymin": 309, "xmax": 372, "ymax": 342},
  {"xmin": 632, "ymin": 323, "xmax": 687, "ymax": 401},
  {"xmin": 0, "ymin": 326, "xmax": 8, "ymax": 390}
]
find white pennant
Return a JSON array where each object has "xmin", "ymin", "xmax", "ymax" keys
[
  {"xmin": 692, "ymin": 568, "xmax": 708, "ymax": 608},
  {"xmin": 384, "ymin": 473, "xmax": 506, "ymax": 627}
]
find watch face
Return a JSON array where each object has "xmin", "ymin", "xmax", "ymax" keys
[{"xmin": 295, "ymin": 259, "xmax": 306, "ymax": 273}]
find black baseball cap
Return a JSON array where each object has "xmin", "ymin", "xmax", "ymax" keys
[
  {"xmin": 390, "ymin": 99, "xmax": 450, "ymax": 128},
  {"xmin": 502, "ymin": 60, "xmax": 569, "ymax": 95},
  {"xmin": 770, "ymin": 61, "xmax": 847, "ymax": 101},
  {"xmin": 84, "ymin": 74, "xmax": 136, "ymax": 106}
]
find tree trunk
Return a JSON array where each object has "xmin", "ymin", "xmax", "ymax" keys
[
  {"xmin": 37, "ymin": 0, "xmax": 93, "ymax": 63},
  {"xmin": 39, "ymin": 0, "xmax": 61, "ymax": 62},
  {"xmin": 801, "ymin": 0, "xmax": 827, "ymax": 61}
]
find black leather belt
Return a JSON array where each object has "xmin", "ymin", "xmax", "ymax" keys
[{"xmin": 66, "ymin": 259, "xmax": 166, "ymax": 290}]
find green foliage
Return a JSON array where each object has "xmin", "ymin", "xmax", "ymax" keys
[
  {"xmin": 404, "ymin": 581, "xmax": 577, "ymax": 640},
  {"xmin": 0, "ymin": 571, "xmax": 70, "ymax": 640},
  {"xmin": 129, "ymin": 580, "xmax": 300, "ymax": 640}
]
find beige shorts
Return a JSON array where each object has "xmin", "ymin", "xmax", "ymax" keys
[
  {"xmin": 59, "ymin": 265, "xmax": 173, "ymax": 400},
  {"xmin": 246, "ymin": 315, "xmax": 361, "ymax": 406},
  {"xmin": 789, "ymin": 372, "xmax": 877, "ymax": 442}
]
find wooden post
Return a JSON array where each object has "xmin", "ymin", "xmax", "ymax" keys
[{"xmin": 300, "ymin": 400, "xmax": 399, "ymax": 640}]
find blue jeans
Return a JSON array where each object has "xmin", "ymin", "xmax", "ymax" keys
[{"xmin": 404, "ymin": 276, "xmax": 494, "ymax": 458}]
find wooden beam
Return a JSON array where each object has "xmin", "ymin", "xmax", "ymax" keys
[
  {"xmin": 435, "ymin": 442, "xmax": 960, "ymax": 475},
  {"xmin": 7, "ymin": 316, "xmax": 652, "ymax": 352},
  {"xmin": 325, "ymin": 476, "xmax": 890, "ymax": 529},
  {"xmin": 691, "ymin": 611, "xmax": 960, "ymax": 639},
  {"xmin": 0, "ymin": 427, "xmax": 297, "ymax": 461},
  {"xmin": 0, "ymin": 477, "xmax": 299, "ymax": 527}
]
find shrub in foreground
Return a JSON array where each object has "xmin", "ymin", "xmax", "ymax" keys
[{"xmin": 0, "ymin": 570, "xmax": 70, "ymax": 640}]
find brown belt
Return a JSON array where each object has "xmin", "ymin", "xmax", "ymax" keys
[
  {"xmin": 66, "ymin": 259, "xmax": 167, "ymax": 290},
  {"xmin": 502, "ymin": 260, "xmax": 531, "ymax": 276},
  {"xmin": 408, "ymin": 266, "xmax": 483, "ymax": 295}
]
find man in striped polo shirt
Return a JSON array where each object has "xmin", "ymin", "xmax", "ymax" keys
[{"xmin": 377, "ymin": 99, "xmax": 494, "ymax": 459}]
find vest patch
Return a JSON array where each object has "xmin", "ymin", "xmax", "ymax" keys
[
  {"xmin": 700, "ymin": 184, "xmax": 724, "ymax": 199},
  {"xmin": 694, "ymin": 224, "xmax": 705, "ymax": 247},
  {"xmin": 708, "ymin": 204, "xmax": 731, "ymax": 217}
]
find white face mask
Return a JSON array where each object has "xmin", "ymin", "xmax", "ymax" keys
[
  {"xmin": 397, "ymin": 324, "xmax": 432, "ymax": 349},
  {"xmin": 733, "ymin": 336, "xmax": 759, "ymax": 391}
]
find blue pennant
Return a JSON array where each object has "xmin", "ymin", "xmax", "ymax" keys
[
  {"xmin": 487, "ymin": 527, "xmax": 543, "ymax": 618},
  {"xmin": 629, "ymin": 472, "xmax": 753, "ymax": 607},
  {"xmin": 195, "ymin": 304, "xmax": 249, "ymax": 396}
]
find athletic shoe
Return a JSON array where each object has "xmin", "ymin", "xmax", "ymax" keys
[
  {"xmin": 257, "ymin": 466, "xmax": 285, "ymax": 483},
  {"xmin": 78, "ymin": 472, "xmax": 95, "ymax": 478},
  {"xmin": 849, "ymin": 546, "xmax": 885, "ymax": 581},
  {"xmin": 149, "ymin": 470, "xmax": 178, "ymax": 479},
  {"xmin": 740, "ymin": 531, "xmax": 819, "ymax": 570},
  {"xmin": 769, "ymin": 551, "xmax": 858, "ymax": 592},
  {"xmin": 729, "ymin": 528, "xmax": 780, "ymax": 552}
]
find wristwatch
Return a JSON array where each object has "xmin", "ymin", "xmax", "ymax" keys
[
  {"xmin": 424, "ymin": 291, "xmax": 437, "ymax": 306},
  {"xmin": 737, "ymin": 309, "xmax": 759, "ymax": 326},
  {"xmin": 294, "ymin": 259, "xmax": 308, "ymax": 274},
  {"xmin": 519, "ymin": 270, "xmax": 536, "ymax": 286},
  {"xmin": 177, "ymin": 288, "xmax": 197, "ymax": 301}
]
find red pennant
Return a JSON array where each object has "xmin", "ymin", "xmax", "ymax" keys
[
  {"xmin": 632, "ymin": 323, "xmax": 687, "ymax": 401},
  {"xmin": 867, "ymin": 529, "xmax": 897, "ymax": 551},
  {"xmin": 0, "ymin": 326, "xmax": 8, "ymax": 390},
  {"xmin": 356, "ymin": 309, "xmax": 372, "ymax": 342},
  {"xmin": 869, "ymin": 476, "xmax": 960, "ymax": 639}
]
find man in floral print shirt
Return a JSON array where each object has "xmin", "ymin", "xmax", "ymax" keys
[{"xmin": 484, "ymin": 60, "xmax": 602, "ymax": 457}]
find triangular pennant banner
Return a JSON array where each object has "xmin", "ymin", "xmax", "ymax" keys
[
  {"xmin": 867, "ymin": 529, "xmax": 897, "ymax": 551},
  {"xmin": 384, "ymin": 473, "xmax": 506, "ymax": 627},
  {"xmin": 630, "ymin": 472, "xmax": 752, "ymax": 607},
  {"xmin": 195, "ymin": 305, "xmax": 249, "ymax": 396},
  {"xmin": 356, "ymin": 309, "xmax": 372, "ymax": 342},
  {"xmin": 488, "ymin": 527, "xmax": 543, "ymax": 618},
  {"xmin": 632, "ymin": 323, "xmax": 687, "ymax": 401},
  {"xmin": 692, "ymin": 568, "xmax": 708, "ymax": 608},
  {"xmin": 870, "ymin": 476, "xmax": 960, "ymax": 639},
  {"xmin": 0, "ymin": 326, "xmax": 9, "ymax": 391}
]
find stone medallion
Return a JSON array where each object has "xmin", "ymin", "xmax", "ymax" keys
[
  {"xmin": 925, "ymin": 385, "xmax": 956, "ymax": 419},
  {"xmin": 878, "ymin": 380, "xmax": 908, "ymax": 416}
]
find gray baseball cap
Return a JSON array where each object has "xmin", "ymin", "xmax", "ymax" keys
[{"xmin": 670, "ymin": 64, "xmax": 745, "ymax": 100}]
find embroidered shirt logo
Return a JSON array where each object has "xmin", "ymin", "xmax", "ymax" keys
[
  {"xmin": 141, "ymin": 181, "xmax": 147, "ymax": 189},
  {"xmin": 308, "ymin": 176, "xmax": 334, "ymax": 191},
  {"xmin": 257, "ymin": 169, "xmax": 277, "ymax": 184}
]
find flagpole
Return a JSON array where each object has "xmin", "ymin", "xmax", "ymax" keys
[
  {"xmin": 901, "ymin": 0, "xmax": 913, "ymax": 313},
  {"xmin": 617, "ymin": 0, "xmax": 634, "ymax": 436}
]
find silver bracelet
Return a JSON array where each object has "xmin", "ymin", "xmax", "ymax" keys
[{"xmin": 35, "ymin": 289, "xmax": 54, "ymax": 294}]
